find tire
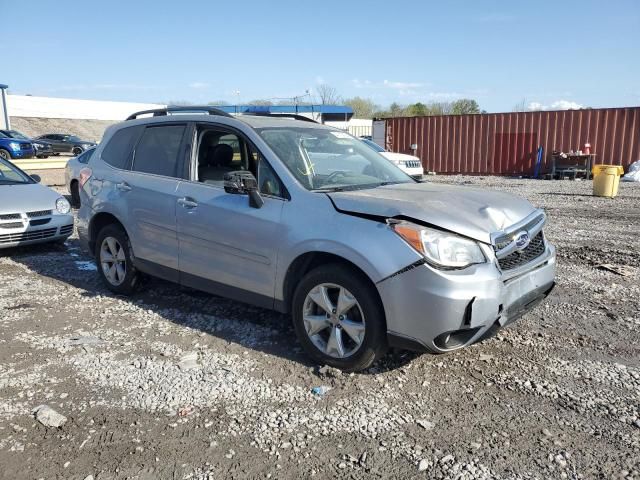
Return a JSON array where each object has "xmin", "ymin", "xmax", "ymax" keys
[
  {"xmin": 0, "ymin": 149, "xmax": 11, "ymax": 161},
  {"xmin": 72, "ymin": 147, "xmax": 83, "ymax": 156},
  {"xmin": 95, "ymin": 224, "xmax": 141, "ymax": 295},
  {"xmin": 70, "ymin": 181, "xmax": 81, "ymax": 208},
  {"xmin": 291, "ymin": 264, "xmax": 388, "ymax": 372}
]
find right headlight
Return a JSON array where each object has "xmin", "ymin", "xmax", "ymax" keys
[{"xmin": 390, "ymin": 220, "xmax": 486, "ymax": 269}]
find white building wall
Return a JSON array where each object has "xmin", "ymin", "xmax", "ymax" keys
[
  {"xmin": 7, "ymin": 94, "xmax": 165, "ymax": 121},
  {"xmin": 325, "ymin": 118, "xmax": 373, "ymax": 137}
]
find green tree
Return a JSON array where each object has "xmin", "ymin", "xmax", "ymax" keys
[
  {"xmin": 450, "ymin": 99, "xmax": 480, "ymax": 115},
  {"xmin": 406, "ymin": 102, "xmax": 428, "ymax": 116},
  {"xmin": 343, "ymin": 97, "xmax": 379, "ymax": 119},
  {"xmin": 389, "ymin": 102, "xmax": 405, "ymax": 117}
]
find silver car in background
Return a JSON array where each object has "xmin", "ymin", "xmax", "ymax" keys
[
  {"xmin": 77, "ymin": 107, "xmax": 555, "ymax": 371},
  {"xmin": 0, "ymin": 157, "xmax": 74, "ymax": 249},
  {"xmin": 65, "ymin": 146, "xmax": 96, "ymax": 207}
]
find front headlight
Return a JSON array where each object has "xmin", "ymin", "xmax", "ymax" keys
[
  {"xmin": 55, "ymin": 197, "xmax": 71, "ymax": 214},
  {"xmin": 390, "ymin": 221, "xmax": 486, "ymax": 269},
  {"xmin": 33, "ymin": 143, "xmax": 43, "ymax": 149},
  {"xmin": 9, "ymin": 142, "xmax": 21, "ymax": 151}
]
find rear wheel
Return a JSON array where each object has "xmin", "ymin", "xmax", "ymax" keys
[
  {"xmin": 95, "ymin": 224, "xmax": 141, "ymax": 295},
  {"xmin": 0, "ymin": 149, "xmax": 10, "ymax": 160},
  {"xmin": 70, "ymin": 181, "xmax": 81, "ymax": 207},
  {"xmin": 292, "ymin": 264, "xmax": 387, "ymax": 371}
]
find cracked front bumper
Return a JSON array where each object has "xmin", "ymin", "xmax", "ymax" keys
[{"xmin": 379, "ymin": 243, "xmax": 556, "ymax": 353}]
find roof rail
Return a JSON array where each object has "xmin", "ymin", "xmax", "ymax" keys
[
  {"xmin": 125, "ymin": 106, "xmax": 233, "ymax": 121},
  {"xmin": 240, "ymin": 112, "xmax": 318, "ymax": 123}
]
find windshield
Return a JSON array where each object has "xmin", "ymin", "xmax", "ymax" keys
[
  {"xmin": 361, "ymin": 138, "xmax": 385, "ymax": 153},
  {"xmin": 7, "ymin": 130, "xmax": 30, "ymax": 140},
  {"xmin": 0, "ymin": 157, "xmax": 32, "ymax": 184},
  {"xmin": 256, "ymin": 127, "xmax": 413, "ymax": 191}
]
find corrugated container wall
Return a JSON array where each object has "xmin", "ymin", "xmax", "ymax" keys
[{"xmin": 384, "ymin": 107, "xmax": 640, "ymax": 175}]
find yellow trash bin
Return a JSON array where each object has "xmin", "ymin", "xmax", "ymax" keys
[{"xmin": 592, "ymin": 165, "xmax": 624, "ymax": 198}]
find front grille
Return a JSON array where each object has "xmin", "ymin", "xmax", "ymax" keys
[
  {"xmin": 494, "ymin": 214, "xmax": 545, "ymax": 249},
  {"xmin": 404, "ymin": 160, "xmax": 421, "ymax": 168},
  {"xmin": 0, "ymin": 227, "xmax": 57, "ymax": 244},
  {"xmin": 59, "ymin": 224, "xmax": 74, "ymax": 235},
  {"xmin": 27, "ymin": 210, "xmax": 52, "ymax": 218},
  {"xmin": 30, "ymin": 218, "xmax": 51, "ymax": 226},
  {"xmin": 0, "ymin": 213, "xmax": 21, "ymax": 220},
  {"xmin": 0, "ymin": 222, "xmax": 23, "ymax": 229},
  {"xmin": 20, "ymin": 143, "xmax": 32, "ymax": 150},
  {"xmin": 497, "ymin": 232, "xmax": 546, "ymax": 271}
]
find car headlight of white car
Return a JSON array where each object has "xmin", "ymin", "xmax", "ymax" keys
[
  {"xmin": 390, "ymin": 220, "xmax": 486, "ymax": 269},
  {"xmin": 55, "ymin": 197, "xmax": 71, "ymax": 214}
]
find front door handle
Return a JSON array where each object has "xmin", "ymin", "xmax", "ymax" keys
[
  {"xmin": 116, "ymin": 182, "xmax": 132, "ymax": 192},
  {"xmin": 178, "ymin": 197, "xmax": 198, "ymax": 209}
]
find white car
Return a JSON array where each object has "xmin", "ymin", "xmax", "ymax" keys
[
  {"xmin": 65, "ymin": 147, "xmax": 95, "ymax": 207},
  {"xmin": 361, "ymin": 138, "xmax": 424, "ymax": 179},
  {"xmin": 0, "ymin": 156, "xmax": 74, "ymax": 249}
]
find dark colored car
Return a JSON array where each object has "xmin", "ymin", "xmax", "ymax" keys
[
  {"xmin": 0, "ymin": 129, "xmax": 54, "ymax": 158},
  {"xmin": 34, "ymin": 134, "xmax": 97, "ymax": 156},
  {"xmin": 0, "ymin": 131, "xmax": 35, "ymax": 160}
]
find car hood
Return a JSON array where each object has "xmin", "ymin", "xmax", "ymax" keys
[
  {"xmin": 32, "ymin": 139, "xmax": 52, "ymax": 146},
  {"xmin": 0, "ymin": 183, "xmax": 61, "ymax": 214},
  {"xmin": 380, "ymin": 152, "xmax": 420, "ymax": 162},
  {"xmin": 327, "ymin": 182, "xmax": 537, "ymax": 243},
  {"xmin": 1, "ymin": 138, "xmax": 32, "ymax": 146}
]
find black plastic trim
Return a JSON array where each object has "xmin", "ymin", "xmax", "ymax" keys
[
  {"xmin": 126, "ymin": 106, "xmax": 233, "ymax": 121},
  {"xmin": 134, "ymin": 257, "xmax": 282, "ymax": 312},
  {"xmin": 387, "ymin": 332, "xmax": 429, "ymax": 352}
]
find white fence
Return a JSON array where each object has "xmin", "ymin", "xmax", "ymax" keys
[{"xmin": 7, "ymin": 94, "xmax": 165, "ymax": 121}]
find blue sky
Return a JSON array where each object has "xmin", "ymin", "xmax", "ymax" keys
[{"xmin": 4, "ymin": 0, "xmax": 639, "ymax": 112}]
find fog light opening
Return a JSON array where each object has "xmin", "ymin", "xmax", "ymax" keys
[{"xmin": 433, "ymin": 327, "xmax": 481, "ymax": 350}]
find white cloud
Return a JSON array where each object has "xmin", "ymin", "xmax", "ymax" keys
[
  {"xmin": 528, "ymin": 100, "xmax": 584, "ymax": 111},
  {"xmin": 188, "ymin": 82, "xmax": 210, "ymax": 89},
  {"xmin": 352, "ymin": 78, "xmax": 425, "ymax": 90}
]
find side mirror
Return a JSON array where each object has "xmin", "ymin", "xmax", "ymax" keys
[
  {"xmin": 223, "ymin": 171, "xmax": 264, "ymax": 209},
  {"xmin": 31, "ymin": 174, "xmax": 42, "ymax": 183}
]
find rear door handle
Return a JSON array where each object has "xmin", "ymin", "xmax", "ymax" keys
[
  {"xmin": 116, "ymin": 182, "xmax": 132, "ymax": 192},
  {"xmin": 178, "ymin": 197, "xmax": 198, "ymax": 209}
]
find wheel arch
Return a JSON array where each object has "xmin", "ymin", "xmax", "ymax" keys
[
  {"xmin": 281, "ymin": 251, "xmax": 385, "ymax": 324},
  {"xmin": 88, "ymin": 212, "xmax": 129, "ymax": 256}
]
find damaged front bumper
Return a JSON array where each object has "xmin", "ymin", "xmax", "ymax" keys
[{"xmin": 379, "ymin": 242, "xmax": 556, "ymax": 353}]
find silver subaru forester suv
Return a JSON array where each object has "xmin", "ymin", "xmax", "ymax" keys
[{"xmin": 77, "ymin": 106, "xmax": 556, "ymax": 371}]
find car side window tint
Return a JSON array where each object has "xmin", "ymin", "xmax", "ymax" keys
[
  {"xmin": 78, "ymin": 149, "xmax": 94, "ymax": 164},
  {"xmin": 132, "ymin": 125, "xmax": 186, "ymax": 178},
  {"xmin": 101, "ymin": 125, "xmax": 142, "ymax": 170},
  {"xmin": 196, "ymin": 129, "xmax": 248, "ymax": 185},
  {"xmin": 257, "ymin": 158, "xmax": 283, "ymax": 197}
]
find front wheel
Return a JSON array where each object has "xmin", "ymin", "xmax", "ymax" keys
[
  {"xmin": 0, "ymin": 149, "xmax": 11, "ymax": 161},
  {"xmin": 95, "ymin": 224, "xmax": 141, "ymax": 295},
  {"xmin": 72, "ymin": 147, "xmax": 83, "ymax": 156},
  {"xmin": 292, "ymin": 264, "xmax": 387, "ymax": 372}
]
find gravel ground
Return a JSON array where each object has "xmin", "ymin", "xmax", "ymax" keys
[{"xmin": 0, "ymin": 176, "xmax": 639, "ymax": 480}]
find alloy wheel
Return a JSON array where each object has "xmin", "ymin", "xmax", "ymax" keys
[
  {"xmin": 99, "ymin": 236, "xmax": 127, "ymax": 286},
  {"xmin": 302, "ymin": 283, "xmax": 366, "ymax": 358}
]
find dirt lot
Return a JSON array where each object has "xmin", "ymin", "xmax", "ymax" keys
[{"xmin": 1, "ymin": 176, "xmax": 639, "ymax": 480}]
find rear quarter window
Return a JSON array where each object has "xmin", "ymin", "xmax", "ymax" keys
[{"xmin": 101, "ymin": 126, "xmax": 143, "ymax": 170}]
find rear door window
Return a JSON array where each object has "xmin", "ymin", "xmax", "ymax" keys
[
  {"xmin": 132, "ymin": 125, "xmax": 186, "ymax": 178},
  {"xmin": 101, "ymin": 125, "xmax": 143, "ymax": 170}
]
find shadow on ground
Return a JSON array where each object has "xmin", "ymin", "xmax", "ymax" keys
[{"xmin": 6, "ymin": 236, "xmax": 418, "ymax": 374}]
